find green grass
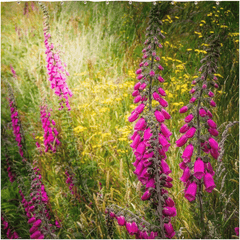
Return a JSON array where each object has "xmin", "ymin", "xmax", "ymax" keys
[{"xmin": 1, "ymin": 1, "xmax": 239, "ymax": 239}]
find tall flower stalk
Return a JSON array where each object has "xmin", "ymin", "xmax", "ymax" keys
[
  {"xmin": 18, "ymin": 162, "xmax": 58, "ymax": 239},
  {"xmin": 39, "ymin": 2, "xmax": 73, "ymax": 111},
  {"xmin": 176, "ymin": 36, "xmax": 221, "ymax": 226},
  {"xmin": 1, "ymin": 212, "xmax": 19, "ymax": 239},
  {"xmin": 106, "ymin": 5, "xmax": 176, "ymax": 239},
  {"xmin": 40, "ymin": 103, "xmax": 60, "ymax": 153},
  {"xmin": 7, "ymin": 83, "xmax": 27, "ymax": 160}
]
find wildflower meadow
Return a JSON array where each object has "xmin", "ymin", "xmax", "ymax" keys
[{"xmin": 1, "ymin": 1, "xmax": 239, "ymax": 239}]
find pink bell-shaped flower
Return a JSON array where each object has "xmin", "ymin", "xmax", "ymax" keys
[
  {"xmin": 184, "ymin": 181, "xmax": 197, "ymax": 202},
  {"xmin": 141, "ymin": 190, "xmax": 151, "ymax": 201},
  {"xmin": 176, "ymin": 135, "xmax": 188, "ymax": 147},
  {"xmin": 207, "ymin": 119, "xmax": 217, "ymax": 129},
  {"xmin": 204, "ymin": 173, "xmax": 216, "ymax": 193},
  {"xmin": 181, "ymin": 144, "xmax": 194, "ymax": 163},
  {"xmin": 128, "ymin": 112, "xmax": 139, "ymax": 122},
  {"xmin": 161, "ymin": 160, "xmax": 171, "ymax": 175},
  {"xmin": 180, "ymin": 167, "xmax": 191, "ymax": 183},
  {"xmin": 208, "ymin": 128, "xmax": 219, "ymax": 137},
  {"xmin": 161, "ymin": 123, "xmax": 172, "ymax": 139},
  {"xmin": 134, "ymin": 118, "xmax": 147, "ymax": 131},
  {"xmin": 209, "ymin": 138, "xmax": 219, "ymax": 150},
  {"xmin": 154, "ymin": 111, "xmax": 165, "ymax": 123},
  {"xmin": 161, "ymin": 109, "xmax": 171, "ymax": 119},
  {"xmin": 194, "ymin": 158, "xmax": 205, "ymax": 179},
  {"xmin": 185, "ymin": 114, "xmax": 194, "ymax": 123},
  {"xmin": 179, "ymin": 106, "xmax": 188, "ymax": 113},
  {"xmin": 117, "ymin": 216, "xmax": 125, "ymax": 226},
  {"xmin": 179, "ymin": 124, "xmax": 190, "ymax": 133},
  {"xmin": 164, "ymin": 222, "xmax": 175, "ymax": 239},
  {"xmin": 199, "ymin": 108, "xmax": 207, "ymax": 117},
  {"xmin": 163, "ymin": 206, "xmax": 177, "ymax": 217},
  {"xmin": 186, "ymin": 127, "xmax": 196, "ymax": 138}
]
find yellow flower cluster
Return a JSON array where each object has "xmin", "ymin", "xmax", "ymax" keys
[
  {"xmin": 194, "ymin": 31, "xmax": 203, "ymax": 38},
  {"xmin": 194, "ymin": 49, "xmax": 207, "ymax": 54},
  {"xmin": 128, "ymin": 70, "xmax": 136, "ymax": 79},
  {"xmin": 35, "ymin": 136, "xmax": 44, "ymax": 141},
  {"xmin": 74, "ymin": 125, "xmax": 87, "ymax": 133}
]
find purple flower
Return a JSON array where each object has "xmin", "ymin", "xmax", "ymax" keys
[
  {"xmin": 158, "ymin": 87, "xmax": 166, "ymax": 96},
  {"xmin": 149, "ymin": 70, "xmax": 155, "ymax": 76},
  {"xmin": 199, "ymin": 108, "xmax": 207, "ymax": 117},
  {"xmin": 164, "ymin": 222, "xmax": 175, "ymax": 239},
  {"xmin": 181, "ymin": 144, "xmax": 194, "ymax": 163},
  {"xmin": 203, "ymin": 173, "xmax": 216, "ymax": 193},
  {"xmin": 163, "ymin": 207, "xmax": 177, "ymax": 217},
  {"xmin": 179, "ymin": 106, "xmax": 188, "ymax": 113},
  {"xmin": 185, "ymin": 127, "xmax": 196, "ymax": 138},
  {"xmin": 184, "ymin": 181, "xmax": 197, "ymax": 202},
  {"xmin": 185, "ymin": 114, "xmax": 194, "ymax": 123},
  {"xmin": 176, "ymin": 135, "xmax": 188, "ymax": 147},
  {"xmin": 117, "ymin": 216, "xmax": 125, "ymax": 226},
  {"xmin": 161, "ymin": 109, "xmax": 171, "ymax": 119},
  {"xmin": 234, "ymin": 227, "xmax": 239, "ymax": 236},
  {"xmin": 154, "ymin": 110, "xmax": 165, "ymax": 123},
  {"xmin": 207, "ymin": 119, "xmax": 217, "ymax": 129},
  {"xmin": 128, "ymin": 112, "xmax": 139, "ymax": 122},
  {"xmin": 180, "ymin": 167, "xmax": 191, "ymax": 183},
  {"xmin": 141, "ymin": 190, "xmax": 151, "ymax": 201},
  {"xmin": 194, "ymin": 158, "xmax": 205, "ymax": 179},
  {"xmin": 210, "ymin": 99, "xmax": 216, "ymax": 107},
  {"xmin": 208, "ymin": 138, "xmax": 219, "ymax": 150},
  {"xmin": 136, "ymin": 69, "xmax": 142, "ymax": 74},
  {"xmin": 179, "ymin": 124, "xmax": 190, "ymax": 133}
]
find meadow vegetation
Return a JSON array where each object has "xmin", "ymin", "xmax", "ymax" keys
[{"xmin": 1, "ymin": 1, "xmax": 239, "ymax": 239}]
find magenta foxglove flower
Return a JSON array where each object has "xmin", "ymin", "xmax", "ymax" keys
[
  {"xmin": 208, "ymin": 137, "xmax": 219, "ymax": 150},
  {"xmin": 185, "ymin": 114, "xmax": 194, "ymax": 123},
  {"xmin": 134, "ymin": 118, "xmax": 147, "ymax": 131},
  {"xmin": 194, "ymin": 158, "xmax": 205, "ymax": 179},
  {"xmin": 210, "ymin": 99, "xmax": 216, "ymax": 107},
  {"xmin": 155, "ymin": 110, "xmax": 165, "ymax": 123},
  {"xmin": 186, "ymin": 127, "xmax": 196, "ymax": 138},
  {"xmin": 110, "ymin": 212, "xmax": 115, "ymax": 218},
  {"xmin": 203, "ymin": 173, "xmax": 216, "ymax": 193},
  {"xmin": 184, "ymin": 182, "xmax": 197, "ymax": 202},
  {"xmin": 199, "ymin": 108, "xmax": 207, "ymax": 117},
  {"xmin": 189, "ymin": 97, "xmax": 196, "ymax": 103},
  {"xmin": 190, "ymin": 88, "xmax": 196, "ymax": 94},
  {"xmin": 158, "ymin": 87, "xmax": 166, "ymax": 96},
  {"xmin": 159, "ymin": 97, "xmax": 168, "ymax": 107},
  {"xmin": 164, "ymin": 222, "xmax": 175, "ymax": 239},
  {"xmin": 141, "ymin": 190, "xmax": 151, "ymax": 201},
  {"xmin": 158, "ymin": 75, "xmax": 165, "ymax": 82},
  {"xmin": 128, "ymin": 111, "xmax": 139, "ymax": 122},
  {"xmin": 136, "ymin": 69, "xmax": 142, "ymax": 74},
  {"xmin": 180, "ymin": 167, "xmax": 191, "ymax": 183},
  {"xmin": 161, "ymin": 109, "xmax": 171, "ymax": 119},
  {"xmin": 207, "ymin": 119, "xmax": 217, "ymax": 129},
  {"xmin": 235, "ymin": 227, "xmax": 239, "ymax": 236},
  {"xmin": 181, "ymin": 144, "xmax": 194, "ymax": 163},
  {"xmin": 30, "ymin": 231, "xmax": 42, "ymax": 239},
  {"xmin": 208, "ymin": 128, "xmax": 219, "ymax": 136},
  {"xmin": 117, "ymin": 216, "xmax": 125, "ymax": 226},
  {"xmin": 149, "ymin": 70, "xmax": 155, "ymax": 76},
  {"xmin": 179, "ymin": 106, "xmax": 188, "ymax": 113},
  {"xmin": 176, "ymin": 135, "xmax": 188, "ymax": 147},
  {"xmin": 162, "ymin": 207, "xmax": 177, "ymax": 217},
  {"xmin": 179, "ymin": 124, "xmax": 190, "ymax": 133}
]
